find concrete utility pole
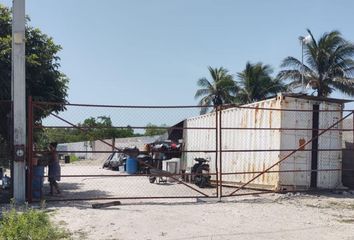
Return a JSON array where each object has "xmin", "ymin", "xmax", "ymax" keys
[{"xmin": 12, "ymin": 0, "xmax": 26, "ymax": 203}]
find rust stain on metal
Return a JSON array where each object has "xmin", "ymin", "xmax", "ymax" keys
[
  {"xmin": 299, "ymin": 138, "xmax": 306, "ymax": 150},
  {"xmin": 241, "ymin": 113, "xmax": 247, "ymax": 128},
  {"xmin": 247, "ymin": 163, "xmax": 251, "ymax": 181},
  {"xmin": 254, "ymin": 106, "xmax": 259, "ymax": 125}
]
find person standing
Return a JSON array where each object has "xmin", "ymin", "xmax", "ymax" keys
[{"xmin": 48, "ymin": 142, "xmax": 61, "ymax": 195}]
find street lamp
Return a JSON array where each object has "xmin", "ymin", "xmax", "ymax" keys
[{"xmin": 298, "ymin": 35, "xmax": 312, "ymax": 92}]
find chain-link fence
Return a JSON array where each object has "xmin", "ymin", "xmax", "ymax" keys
[
  {"xmin": 29, "ymin": 101, "xmax": 219, "ymax": 201},
  {"xmin": 219, "ymin": 99, "xmax": 354, "ymax": 197},
  {"xmin": 27, "ymin": 97, "xmax": 354, "ymax": 202},
  {"xmin": 0, "ymin": 100, "xmax": 13, "ymax": 203}
]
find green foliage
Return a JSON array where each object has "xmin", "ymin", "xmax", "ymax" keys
[
  {"xmin": 195, "ymin": 66, "xmax": 238, "ymax": 114},
  {"xmin": 144, "ymin": 123, "xmax": 168, "ymax": 136},
  {"xmin": 278, "ymin": 29, "xmax": 354, "ymax": 97},
  {"xmin": 0, "ymin": 4, "xmax": 69, "ymax": 147},
  {"xmin": 0, "ymin": 208, "xmax": 70, "ymax": 240},
  {"xmin": 69, "ymin": 154, "xmax": 78, "ymax": 162},
  {"xmin": 195, "ymin": 64, "xmax": 285, "ymax": 109},
  {"xmin": 0, "ymin": 143, "xmax": 11, "ymax": 168},
  {"xmin": 77, "ymin": 116, "xmax": 134, "ymax": 141},
  {"xmin": 236, "ymin": 62, "xmax": 286, "ymax": 104},
  {"xmin": 39, "ymin": 116, "xmax": 135, "ymax": 144}
]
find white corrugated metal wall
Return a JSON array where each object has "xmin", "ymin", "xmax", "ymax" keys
[
  {"xmin": 279, "ymin": 98, "xmax": 313, "ymax": 188},
  {"xmin": 182, "ymin": 112, "xmax": 216, "ymax": 174},
  {"xmin": 220, "ymin": 98, "xmax": 282, "ymax": 187},
  {"xmin": 183, "ymin": 95, "xmax": 344, "ymax": 190},
  {"xmin": 317, "ymin": 102, "xmax": 342, "ymax": 188}
]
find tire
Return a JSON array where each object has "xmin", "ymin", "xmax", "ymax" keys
[
  {"xmin": 199, "ymin": 177, "xmax": 208, "ymax": 188},
  {"xmin": 149, "ymin": 176, "xmax": 156, "ymax": 183},
  {"xmin": 194, "ymin": 176, "xmax": 201, "ymax": 187}
]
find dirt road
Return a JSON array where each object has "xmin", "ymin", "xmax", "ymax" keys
[{"xmin": 50, "ymin": 193, "xmax": 354, "ymax": 240}]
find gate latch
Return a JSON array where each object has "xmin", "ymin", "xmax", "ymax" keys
[{"xmin": 14, "ymin": 144, "xmax": 25, "ymax": 162}]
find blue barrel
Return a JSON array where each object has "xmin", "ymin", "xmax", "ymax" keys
[
  {"xmin": 32, "ymin": 166, "xmax": 44, "ymax": 199},
  {"xmin": 126, "ymin": 157, "xmax": 137, "ymax": 174}
]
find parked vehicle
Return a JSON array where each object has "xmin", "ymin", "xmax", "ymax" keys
[
  {"xmin": 102, "ymin": 152, "xmax": 127, "ymax": 170},
  {"xmin": 191, "ymin": 158, "xmax": 211, "ymax": 188}
]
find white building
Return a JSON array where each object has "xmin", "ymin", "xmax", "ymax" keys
[{"xmin": 183, "ymin": 93, "xmax": 350, "ymax": 191}]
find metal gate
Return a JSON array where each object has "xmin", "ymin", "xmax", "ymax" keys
[
  {"xmin": 218, "ymin": 105, "xmax": 354, "ymax": 198},
  {"xmin": 27, "ymin": 97, "xmax": 354, "ymax": 202},
  {"xmin": 0, "ymin": 100, "xmax": 13, "ymax": 203},
  {"xmin": 27, "ymin": 98, "xmax": 220, "ymax": 202}
]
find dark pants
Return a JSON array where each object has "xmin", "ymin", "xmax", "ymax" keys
[{"xmin": 49, "ymin": 178, "xmax": 60, "ymax": 194}]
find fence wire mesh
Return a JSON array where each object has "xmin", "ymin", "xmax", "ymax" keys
[
  {"xmin": 219, "ymin": 104, "xmax": 354, "ymax": 197},
  {"xmin": 0, "ymin": 101, "xmax": 13, "ymax": 203},
  {"xmin": 31, "ymin": 102, "xmax": 218, "ymax": 201},
  {"xmin": 28, "ymin": 100, "xmax": 354, "ymax": 202}
]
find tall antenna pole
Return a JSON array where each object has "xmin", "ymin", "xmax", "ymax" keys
[
  {"xmin": 299, "ymin": 36, "xmax": 305, "ymax": 93},
  {"xmin": 299, "ymin": 34, "xmax": 312, "ymax": 93},
  {"xmin": 12, "ymin": 0, "xmax": 26, "ymax": 203}
]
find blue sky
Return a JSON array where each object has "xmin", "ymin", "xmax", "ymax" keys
[{"xmin": 2, "ymin": 0, "xmax": 354, "ymax": 125}]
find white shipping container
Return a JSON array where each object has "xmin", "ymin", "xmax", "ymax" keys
[{"xmin": 183, "ymin": 93, "xmax": 347, "ymax": 190}]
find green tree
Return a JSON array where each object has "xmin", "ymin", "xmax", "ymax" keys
[
  {"xmin": 144, "ymin": 123, "xmax": 168, "ymax": 136},
  {"xmin": 42, "ymin": 116, "xmax": 135, "ymax": 144},
  {"xmin": 278, "ymin": 29, "xmax": 354, "ymax": 97},
  {"xmin": 195, "ymin": 66, "xmax": 237, "ymax": 114},
  {"xmin": 0, "ymin": 5, "xmax": 69, "ymax": 142},
  {"xmin": 236, "ymin": 62, "xmax": 286, "ymax": 104}
]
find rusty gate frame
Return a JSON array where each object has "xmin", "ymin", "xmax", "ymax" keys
[
  {"xmin": 26, "ymin": 97, "xmax": 354, "ymax": 202},
  {"xmin": 218, "ymin": 104, "xmax": 354, "ymax": 197},
  {"xmin": 27, "ymin": 97, "xmax": 220, "ymax": 202}
]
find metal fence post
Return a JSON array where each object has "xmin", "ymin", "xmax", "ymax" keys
[
  {"xmin": 27, "ymin": 96, "xmax": 33, "ymax": 203},
  {"xmin": 219, "ymin": 106, "xmax": 223, "ymax": 199},
  {"xmin": 215, "ymin": 106, "xmax": 219, "ymax": 200}
]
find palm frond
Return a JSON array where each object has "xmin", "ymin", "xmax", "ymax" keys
[
  {"xmin": 195, "ymin": 66, "xmax": 235, "ymax": 109},
  {"xmin": 277, "ymin": 69, "xmax": 302, "ymax": 81},
  {"xmin": 196, "ymin": 77, "xmax": 212, "ymax": 88},
  {"xmin": 306, "ymin": 29, "xmax": 317, "ymax": 49},
  {"xmin": 281, "ymin": 29, "xmax": 354, "ymax": 97},
  {"xmin": 194, "ymin": 88, "xmax": 211, "ymax": 99},
  {"xmin": 237, "ymin": 62, "xmax": 284, "ymax": 104},
  {"xmin": 198, "ymin": 95, "xmax": 213, "ymax": 114},
  {"xmin": 330, "ymin": 77, "xmax": 354, "ymax": 96}
]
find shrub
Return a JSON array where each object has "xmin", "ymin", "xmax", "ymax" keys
[
  {"xmin": 0, "ymin": 208, "xmax": 70, "ymax": 240},
  {"xmin": 69, "ymin": 154, "xmax": 79, "ymax": 162}
]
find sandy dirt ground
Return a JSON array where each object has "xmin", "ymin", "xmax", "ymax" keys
[
  {"xmin": 41, "ymin": 163, "xmax": 218, "ymax": 200},
  {"xmin": 48, "ymin": 192, "xmax": 354, "ymax": 240},
  {"xmin": 39, "ymin": 161, "xmax": 354, "ymax": 240}
]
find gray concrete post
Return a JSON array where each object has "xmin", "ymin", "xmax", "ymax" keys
[{"xmin": 12, "ymin": 0, "xmax": 26, "ymax": 203}]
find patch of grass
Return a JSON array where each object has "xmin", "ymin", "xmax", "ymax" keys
[
  {"xmin": 0, "ymin": 208, "xmax": 71, "ymax": 240},
  {"xmin": 69, "ymin": 154, "xmax": 79, "ymax": 163}
]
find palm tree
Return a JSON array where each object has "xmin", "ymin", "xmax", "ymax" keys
[
  {"xmin": 236, "ymin": 62, "xmax": 286, "ymax": 104},
  {"xmin": 195, "ymin": 66, "xmax": 237, "ymax": 114},
  {"xmin": 278, "ymin": 29, "xmax": 354, "ymax": 97}
]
